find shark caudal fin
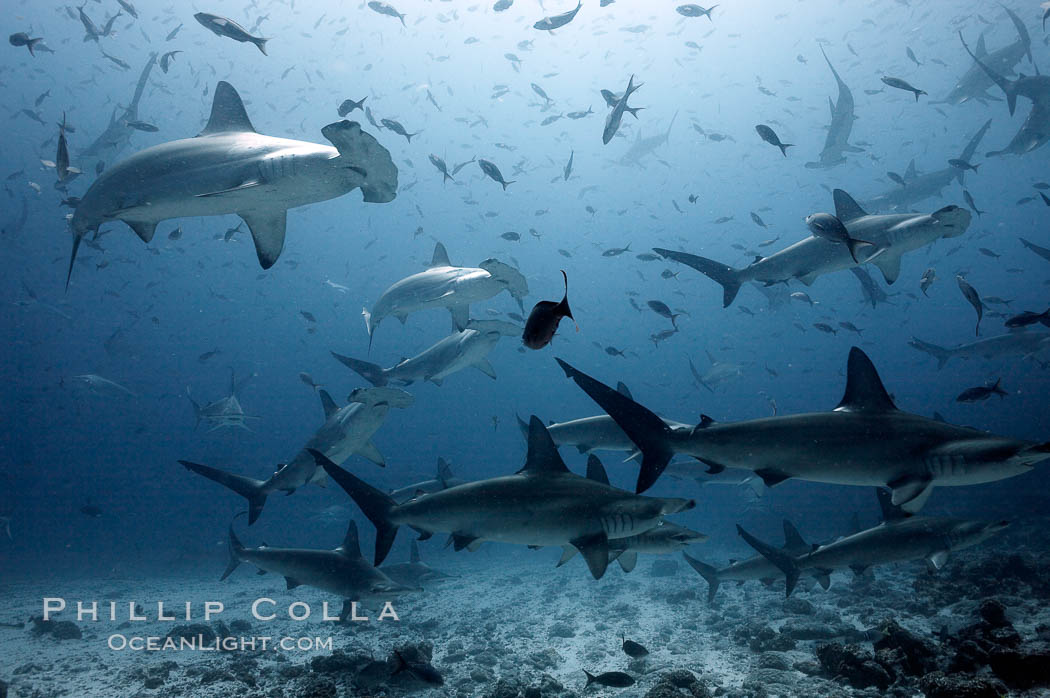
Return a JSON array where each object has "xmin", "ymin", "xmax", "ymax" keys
[
  {"xmin": 908, "ymin": 337, "xmax": 952, "ymax": 370},
  {"xmin": 682, "ymin": 552, "xmax": 721, "ymax": 602},
  {"xmin": 179, "ymin": 460, "xmax": 268, "ymax": 525},
  {"xmin": 959, "ymin": 32, "xmax": 1018, "ymax": 116},
  {"xmin": 330, "ymin": 351, "xmax": 388, "ymax": 386},
  {"xmin": 653, "ymin": 248, "xmax": 743, "ymax": 307},
  {"xmin": 220, "ymin": 518, "xmax": 247, "ymax": 581},
  {"xmin": 555, "ymin": 358, "xmax": 674, "ymax": 493},
  {"xmin": 308, "ymin": 448, "xmax": 399, "ymax": 566},
  {"xmin": 737, "ymin": 524, "xmax": 801, "ymax": 597},
  {"xmin": 65, "ymin": 234, "xmax": 82, "ymax": 291},
  {"xmin": 956, "ymin": 119, "xmax": 992, "ymax": 184}
]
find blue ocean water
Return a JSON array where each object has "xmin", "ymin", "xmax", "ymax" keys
[{"xmin": 3, "ymin": 1, "xmax": 1050, "ymax": 695}]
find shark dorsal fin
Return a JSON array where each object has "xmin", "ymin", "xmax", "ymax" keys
[
  {"xmin": 519, "ymin": 416, "xmax": 570, "ymax": 475},
  {"xmin": 199, "ymin": 81, "xmax": 256, "ymax": 136},
  {"xmin": 974, "ymin": 32, "xmax": 987, "ymax": 58},
  {"xmin": 410, "ymin": 539, "xmax": 420, "ymax": 563},
  {"xmin": 586, "ymin": 454, "xmax": 610, "ymax": 485},
  {"xmin": 698, "ymin": 414, "xmax": 716, "ymax": 428},
  {"xmin": 341, "ymin": 519, "xmax": 363, "ymax": 558},
  {"xmin": 832, "ymin": 189, "xmax": 868, "ymax": 222},
  {"xmin": 835, "ymin": 347, "xmax": 898, "ymax": 412},
  {"xmin": 875, "ymin": 487, "xmax": 907, "ymax": 522},
  {"xmin": 429, "ymin": 242, "xmax": 452, "ymax": 267},
  {"xmin": 615, "ymin": 381, "xmax": 633, "ymax": 400},
  {"xmin": 904, "ymin": 159, "xmax": 917, "ymax": 180},
  {"xmin": 318, "ymin": 389, "xmax": 339, "ymax": 420},
  {"xmin": 781, "ymin": 520, "xmax": 808, "ymax": 551},
  {"xmin": 436, "ymin": 457, "xmax": 453, "ymax": 484}
]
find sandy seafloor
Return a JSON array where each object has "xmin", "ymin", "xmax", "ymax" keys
[{"xmin": 2, "ymin": 525, "xmax": 1050, "ymax": 698}]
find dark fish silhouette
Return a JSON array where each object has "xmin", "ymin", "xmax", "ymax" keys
[
  {"xmin": 956, "ymin": 275, "xmax": 983, "ymax": 335},
  {"xmin": 522, "ymin": 271, "xmax": 575, "ymax": 350},
  {"xmin": 622, "ymin": 634, "xmax": 649, "ymax": 657},
  {"xmin": 755, "ymin": 124, "xmax": 792, "ymax": 156},
  {"xmin": 956, "ymin": 379, "xmax": 1007, "ymax": 403}
]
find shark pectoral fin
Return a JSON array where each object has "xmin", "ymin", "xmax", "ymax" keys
[
  {"xmin": 357, "ymin": 440, "xmax": 386, "ymax": 467},
  {"xmin": 887, "ymin": 474, "xmax": 933, "ymax": 513},
  {"xmin": 927, "ymin": 551, "xmax": 949, "ymax": 569},
  {"xmin": 427, "ymin": 376, "xmax": 444, "ymax": 387},
  {"xmin": 849, "ymin": 564, "xmax": 869, "ymax": 577},
  {"xmin": 586, "ymin": 455, "xmax": 610, "ymax": 485},
  {"xmin": 571, "ymin": 532, "xmax": 610, "ymax": 580},
  {"xmin": 474, "ymin": 359, "xmax": 497, "ymax": 380},
  {"xmin": 617, "ymin": 551, "xmax": 638, "ymax": 573},
  {"xmin": 196, "ymin": 179, "xmax": 262, "ymax": 198},
  {"xmin": 814, "ymin": 570, "xmax": 832, "ymax": 590},
  {"xmin": 871, "ymin": 252, "xmax": 902, "ymax": 285},
  {"xmin": 556, "ymin": 545, "xmax": 577, "ymax": 567},
  {"xmin": 449, "ymin": 533, "xmax": 478, "ymax": 551},
  {"xmin": 285, "ymin": 577, "xmax": 303, "ymax": 590},
  {"xmin": 528, "ymin": 545, "xmax": 542, "ymax": 550},
  {"xmin": 125, "ymin": 220, "xmax": 157, "ymax": 243},
  {"xmin": 239, "ymin": 209, "xmax": 287, "ymax": 269},
  {"xmin": 798, "ymin": 272, "xmax": 819, "ymax": 286},
  {"xmin": 449, "ymin": 304, "xmax": 469, "ymax": 332},
  {"xmin": 754, "ymin": 468, "xmax": 791, "ymax": 487},
  {"xmin": 409, "ymin": 526, "xmax": 432, "ymax": 541}
]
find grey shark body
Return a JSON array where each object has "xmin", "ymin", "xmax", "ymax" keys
[
  {"xmin": 556, "ymin": 347, "xmax": 1049, "ymax": 510},
  {"xmin": 560, "ymin": 520, "xmax": 707, "ymax": 574},
  {"xmin": 656, "ymin": 190, "xmax": 970, "ymax": 307},
  {"xmin": 381, "ymin": 540, "xmax": 455, "ymax": 587},
  {"xmin": 312, "ymin": 417, "xmax": 696, "ymax": 580},
  {"xmin": 941, "ymin": 8, "xmax": 1032, "ymax": 105},
  {"xmin": 514, "ymin": 382, "xmax": 691, "ymax": 457},
  {"xmin": 388, "ymin": 458, "xmax": 466, "ymax": 503},
  {"xmin": 180, "ymin": 388, "xmax": 412, "ymax": 524},
  {"xmin": 223, "ymin": 519, "xmax": 417, "ymax": 619},
  {"xmin": 69, "ymin": 81, "xmax": 396, "ymax": 286},
  {"xmin": 362, "ymin": 243, "xmax": 528, "ymax": 347},
  {"xmin": 617, "ymin": 111, "xmax": 676, "ymax": 167},
  {"xmin": 861, "ymin": 119, "xmax": 991, "ymax": 211},
  {"xmin": 333, "ymin": 319, "xmax": 519, "ymax": 386},
  {"xmin": 909, "ymin": 332, "xmax": 1050, "ymax": 369},
  {"xmin": 961, "ymin": 34, "xmax": 1050, "ymax": 157},
  {"xmin": 683, "ymin": 520, "xmax": 813, "ymax": 601},
  {"xmin": 739, "ymin": 490, "xmax": 1009, "ymax": 596},
  {"xmin": 805, "ymin": 46, "xmax": 862, "ymax": 169},
  {"xmin": 187, "ymin": 369, "xmax": 257, "ymax": 431},
  {"xmin": 79, "ymin": 54, "xmax": 157, "ymax": 176}
]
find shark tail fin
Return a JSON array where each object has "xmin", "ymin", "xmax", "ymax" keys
[
  {"xmin": 555, "ymin": 358, "xmax": 674, "ymax": 493},
  {"xmin": 308, "ymin": 449, "xmax": 399, "ymax": 567},
  {"xmin": 221, "ymin": 516, "xmax": 247, "ymax": 581},
  {"xmin": 65, "ymin": 234, "xmax": 82, "ymax": 291},
  {"xmin": 179, "ymin": 460, "xmax": 268, "ymax": 525},
  {"xmin": 909, "ymin": 337, "xmax": 951, "ymax": 370},
  {"xmin": 778, "ymin": 142, "xmax": 794, "ymax": 157},
  {"xmin": 959, "ymin": 31, "xmax": 1018, "ymax": 115},
  {"xmin": 252, "ymin": 37, "xmax": 269, "ymax": 55},
  {"xmin": 501, "ymin": 179, "xmax": 515, "ymax": 191},
  {"xmin": 653, "ymin": 248, "xmax": 742, "ymax": 307},
  {"xmin": 737, "ymin": 525, "xmax": 800, "ymax": 597},
  {"xmin": 330, "ymin": 351, "xmax": 387, "ymax": 386},
  {"xmin": 683, "ymin": 552, "xmax": 720, "ymax": 603}
]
